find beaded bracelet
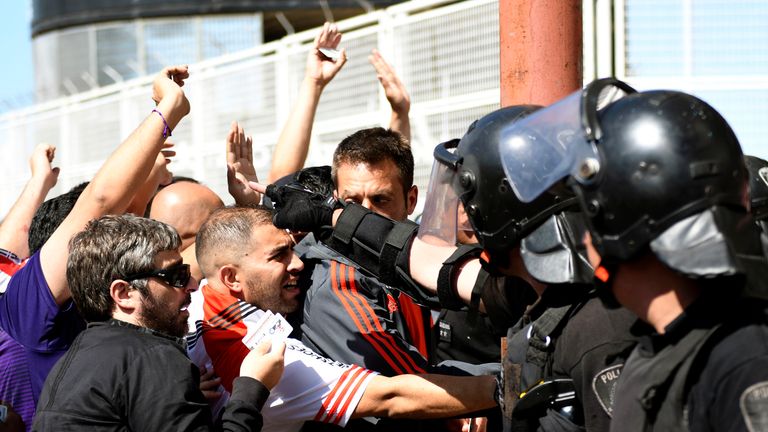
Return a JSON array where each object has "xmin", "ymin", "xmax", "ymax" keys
[{"xmin": 151, "ymin": 109, "xmax": 172, "ymax": 138}]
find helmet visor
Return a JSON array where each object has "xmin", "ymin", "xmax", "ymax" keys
[
  {"xmin": 418, "ymin": 141, "xmax": 471, "ymax": 246},
  {"xmin": 499, "ymin": 81, "xmax": 633, "ymax": 203}
]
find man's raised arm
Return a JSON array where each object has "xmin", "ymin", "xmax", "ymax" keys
[
  {"xmin": 41, "ymin": 65, "xmax": 191, "ymax": 306},
  {"xmin": 369, "ymin": 49, "xmax": 411, "ymax": 143},
  {"xmin": 0, "ymin": 144, "xmax": 59, "ymax": 259},
  {"xmin": 268, "ymin": 22, "xmax": 347, "ymax": 183}
]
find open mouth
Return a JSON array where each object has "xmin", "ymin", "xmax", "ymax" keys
[{"xmin": 283, "ymin": 280, "xmax": 299, "ymax": 291}]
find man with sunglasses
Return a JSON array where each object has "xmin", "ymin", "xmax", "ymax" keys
[
  {"xmin": 0, "ymin": 65, "xmax": 191, "ymax": 414},
  {"xmin": 34, "ymin": 214, "xmax": 284, "ymax": 431}
]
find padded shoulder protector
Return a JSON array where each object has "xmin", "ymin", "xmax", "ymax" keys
[{"xmin": 325, "ymin": 203, "xmax": 441, "ymax": 307}]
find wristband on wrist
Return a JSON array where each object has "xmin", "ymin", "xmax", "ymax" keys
[{"xmin": 151, "ymin": 109, "xmax": 172, "ymax": 138}]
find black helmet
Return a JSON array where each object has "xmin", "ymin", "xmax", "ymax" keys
[
  {"xmin": 459, "ymin": 105, "xmax": 579, "ymax": 252},
  {"xmin": 498, "ymin": 78, "xmax": 766, "ymax": 285},
  {"xmin": 579, "ymin": 89, "xmax": 748, "ymax": 262},
  {"xmin": 745, "ymin": 155, "xmax": 768, "ymax": 227},
  {"xmin": 419, "ymin": 105, "xmax": 591, "ymax": 283}
]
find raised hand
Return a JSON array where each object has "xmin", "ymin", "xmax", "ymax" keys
[
  {"xmin": 151, "ymin": 65, "xmax": 191, "ymax": 119},
  {"xmin": 369, "ymin": 49, "xmax": 411, "ymax": 141},
  {"xmin": 369, "ymin": 49, "xmax": 410, "ymax": 116},
  {"xmin": 240, "ymin": 339, "xmax": 286, "ymax": 390},
  {"xmin": 226, "ymin": 121, "xmax": 261, "ymax": 206},
  {"xmin": 29, "ymin": 143, "xmax": 60, "ymax": 191},
  {"xmin": 306, "ymin": 22, "xmax": 348, "ymax": 87}
]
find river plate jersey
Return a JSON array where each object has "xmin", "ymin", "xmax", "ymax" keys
[{"xmin": 187, "ymin": 283, "xmax": 377, "ymax": 432}]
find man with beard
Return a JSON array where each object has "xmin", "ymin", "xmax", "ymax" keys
[
  {"xmin": 188, "ymin": 206, "xmax": 500, "ymax": 432},
  {"xmin": 33, "ymin": 214, "xmax": 285, "ymax": 431}
]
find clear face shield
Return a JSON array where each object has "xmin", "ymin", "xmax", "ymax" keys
[
  {"xmin": 498, "ymin": 79, "xmax": 637, "ymax": 203},
  {"xmin": 418, "ymin": 139, "xmax": 474, "ymax": 246}
]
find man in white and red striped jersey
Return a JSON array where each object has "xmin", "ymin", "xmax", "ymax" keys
[{"xmin": 187, "ymin": 205, "xmax": 499, "ymax": 432}]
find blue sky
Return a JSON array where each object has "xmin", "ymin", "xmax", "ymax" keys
[{"xmin": 0, "ymin": 0, "xmax": 34, "ymax": 112}]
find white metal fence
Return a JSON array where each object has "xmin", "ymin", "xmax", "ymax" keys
[
  {"xmin": 0, "ymin": 0, "xmax": 500, "ymax": 217},
  {"xmin": 4, "ymin": 0, "xmax": 766, "ymax": 219}
]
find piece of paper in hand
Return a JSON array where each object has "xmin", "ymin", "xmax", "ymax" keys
[
  {"xmin": 263, "ymin": 313, "xmax": 292, "ymax": 343},
  {"xmin": 242, "ymin": 311, "xmax": 273, "ymax": 349},
  {"xmin": 243, "ymin": 312, "xmax": 293, "ymax": 349},
  {"xmin": 318, "ymin": 47, "xmax": 341, "ymax": 61}
]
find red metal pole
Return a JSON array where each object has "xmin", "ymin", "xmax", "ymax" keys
[{"xmin": 499, "ymin": 0, "xmax": 583, "ymax": 107}]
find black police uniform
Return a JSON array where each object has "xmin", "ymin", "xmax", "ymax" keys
[
  {"xmin": 611, "ymin": 291, "xmax": 768, "ymax": 432},
  {"xmin": 497, "ymin": 284, "xmax": 637, "ymax": 432},
  {"xmin": 435, "ymin": 274, "xmax": 537, "ymax": 365},
  {"xmin": 434, "ymin": 309, "xmax": 503, "ymax": 364}
]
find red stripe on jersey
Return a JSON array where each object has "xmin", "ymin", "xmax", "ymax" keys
[
  {"xmin": 397, "ymin": 293, "xmax": 429, "ymax": 358},
  {"xmin": 338, "ymin": 264, "xmax": 422, "ymax": 374},
  {"xmin": 314, "ymin": 366, "xmax": 367, "ymax": 422},
  {"xmin": 332, "ymin": 369, "xmax": 373, "ymax": 424},
  {"xmin": 344, "ymin": 266, "xmax": 427, "ymax": 373},
  {"xmin": 329, "ymin": 262, "xmax": 407, "ymax": 375},
  {"xmin": 201, "ymin": 285, "xmax": 251, "ymax": 392},
  {"xmin": 0, "ymin": 256, "xmax": 23, "ymax": 276}
]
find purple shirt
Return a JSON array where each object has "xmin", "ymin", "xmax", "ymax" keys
[
  {"xmin": 0, "ymin": 252, "xmax": 85, "ymax": 403},
  {"xmin": 0, "ymin": 328, "xmax": 35, "ymax": 431}
]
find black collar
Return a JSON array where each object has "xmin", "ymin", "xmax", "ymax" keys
[
  {"xmin": 635, "ymin": 291, "xmax": 730, "ymax": 354},
  {"xmin": 87, "ymin": 319, "xmax": 187, "ymax": 347}
]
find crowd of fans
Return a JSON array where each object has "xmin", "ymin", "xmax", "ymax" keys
[{"xmin": 1, "ymin": 22, "xmax": 768, "ymax": 432}]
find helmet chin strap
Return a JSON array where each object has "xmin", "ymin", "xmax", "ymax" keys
[{"xmin": 592, "ymin": 261, "xmax": 622, "ymax": 309}]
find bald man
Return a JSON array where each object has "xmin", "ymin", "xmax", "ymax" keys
[
  {"xmin": 149, "ymin": 180, "xmax": 224, "ymax": 280},
  {"xmin": 149, "ymin": 181, "xmax": 224, "ymax": 250}
]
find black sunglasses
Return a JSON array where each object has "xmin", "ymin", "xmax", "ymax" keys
[{"xmin": 124, "ymin": 263, "xmax": 191, "ymax": 288}]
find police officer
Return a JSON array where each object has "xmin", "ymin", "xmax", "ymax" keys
[
  {"xmin": 255, "ymin": 105, "xmax": 639, "ymax": 431},
  {"xmin": 495, "ymin": 78, "xmax": 768, "ymax": 431}
]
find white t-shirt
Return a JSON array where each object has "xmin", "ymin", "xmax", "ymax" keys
[{"xmin": 186, "ymin": 283, "xmax": 377, "ymax": 432}]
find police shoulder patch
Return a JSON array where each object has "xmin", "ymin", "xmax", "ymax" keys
[
  {"xmin": 591, "ymin": 363, "xmax": 624, "ymax": 417},
  {"xmin": 740, "ymin": 381, "xmax": 768, "ymax": 432}
]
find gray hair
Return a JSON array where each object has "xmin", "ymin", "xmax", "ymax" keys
[{"xmin": 67, "ymin": 214, "xmax": 180, "ymax": 322}]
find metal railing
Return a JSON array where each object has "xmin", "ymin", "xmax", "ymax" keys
[
  {"xmin": 0, "ymin": 0, "xmax": 500, "ymax": 216},
  {"xmin": 5, "ymin": 0, "xmax": 763, "ymax": 219}
]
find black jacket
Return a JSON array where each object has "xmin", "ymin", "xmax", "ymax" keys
[
  {"xmin": 33, "ymin": 319, "xmax": 269, "ymax": 431},
  {"xmin": 611, "ymin": 295, "xmax": 768, "ymax": 432}
]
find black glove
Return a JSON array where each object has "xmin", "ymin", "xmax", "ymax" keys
[{"xmin": 265, "ymin": 183, "xmax": 343, "ymax": 232}]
